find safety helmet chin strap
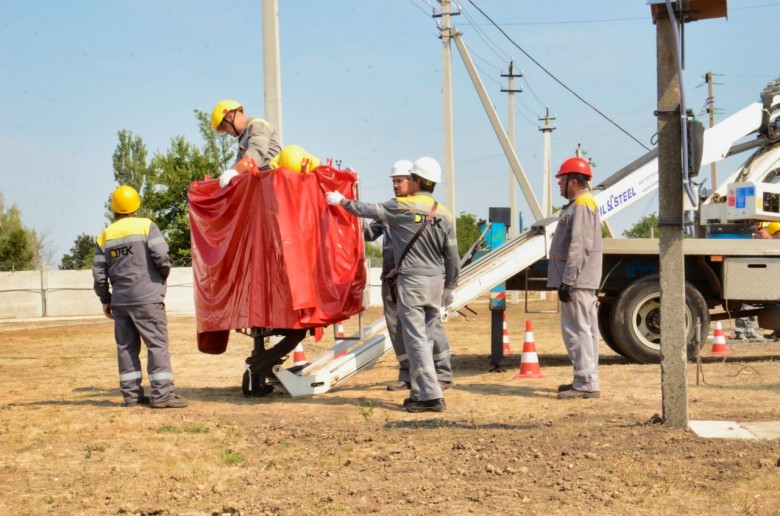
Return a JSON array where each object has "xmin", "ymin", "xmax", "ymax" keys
[{"xmin": 223, "ymin": 110, "xmax": 240, "ymax": 136}]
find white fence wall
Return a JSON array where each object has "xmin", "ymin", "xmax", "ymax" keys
[{"xmin": 0, "ymin": 267, "xmax": 383, "ymax": 320}]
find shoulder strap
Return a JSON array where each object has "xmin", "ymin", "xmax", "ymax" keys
[{"xmin": 395, "ymin": 201, "xmax": 438, "ymax": 274}]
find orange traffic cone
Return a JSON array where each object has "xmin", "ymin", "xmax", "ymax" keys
[
  {"xmin": 314, "ymin": 327, "xmax": 324, "ymax": 343},
  {"xmin": 513, "ymin": 320, "xmax": 546, "ymax": 379},
  {"xmin": 502, "ymin": 313, "xmax": 512, "ymax": 356},
  {"xmin": 292, "ymin": 343, "xmax": 308, "ymax": 366},
  {"xmin": 335, "ymin": 322, "xmax": 347, "ymax": 357},
  {"xmin": 709, "ymin": 321, "xmax": 731, "ymax": 356}
]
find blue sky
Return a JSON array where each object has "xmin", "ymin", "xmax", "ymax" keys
[{"xmin": 1, "ymin": 1, "xmax": 778, "ymax": 265}]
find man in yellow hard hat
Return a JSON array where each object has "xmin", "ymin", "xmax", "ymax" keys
[
  {"xmin": 92, "ymin": 186, "xmax": 187, "ymax": 409},
  {"xmin": 210, "ymin": 100, "xmax": 281, "ymax": 188}
]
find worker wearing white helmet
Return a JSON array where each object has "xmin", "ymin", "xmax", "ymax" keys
[
  {"xmin": 363, "ymin": 160, "xmax": 454, "ymax": 393},
  {"xmin": 210, "ymin": 100, "xmax": 282, "ymax": 188},
  {"xmin": 326, "ymin": 157, "xmax": 459, "ymax": 413}
]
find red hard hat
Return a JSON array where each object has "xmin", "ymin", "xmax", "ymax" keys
[{"xmin": 556, "ymin": 157, "xmax": 592, "ymax": 179}]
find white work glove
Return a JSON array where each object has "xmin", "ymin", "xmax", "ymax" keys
[
  {"xmin": 442, "ymin": 287, "xmax": 455, "ymax": 308},
  {"xmin": 219, "ymin": 169, "xmax": 239, "ymax": 188},
  {"xmin": 325, "ymin": 191, "xmax": 346, "ymax": 206}
]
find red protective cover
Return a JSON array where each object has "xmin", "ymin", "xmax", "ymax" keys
[{"xmin": 188, "ymin": 165, "xmax": 365, "ymax": 354}]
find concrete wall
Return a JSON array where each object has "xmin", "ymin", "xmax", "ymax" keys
[{"xmin": 0, "ymin": 267, "xmax": 383, "ymax": 320}]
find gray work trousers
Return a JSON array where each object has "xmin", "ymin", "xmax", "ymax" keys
[
  {"xmin": 559, "ymin": 288, "xmax": 600, "ymax": 392},
  {"xmin": 396, "ymin": 274, "xmax": 445, "ymax": 402},
  {"xmin": 113, "ymin": 303, "xmax": 175, "ymax": 404},
  {"xmin": 382, "ymin": 280, "xmax": 452, "ymax": 384}
]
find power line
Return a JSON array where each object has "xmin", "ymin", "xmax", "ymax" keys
[{"xmin": 466, "ymin": 0, "xmax": 652, "ymax": 152}]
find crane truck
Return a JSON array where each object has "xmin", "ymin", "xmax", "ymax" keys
[{"xmin": 270, "ymin": 78, "xmax": 780, "ymax": 396}]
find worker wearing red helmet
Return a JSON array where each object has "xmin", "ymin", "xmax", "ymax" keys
[
  {"xmin": 546, "ymin": 157, "xmax": 603, "ymax": 399},
  {"xmin": 210, "ymin": 100, "xmax": 282, "ymax": 188}
]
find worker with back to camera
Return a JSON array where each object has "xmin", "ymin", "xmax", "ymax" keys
[
  {"xmin": 363, "ymin": 159, "xmax": 454, "ymax": 394},
  {"xmin": 92, "ymin": 186, "xmax": 187, "ymax": 408},
  {"xmin": 547, "ymin": 157, "xmax": 603, "ymax": 400},
  {"xmin": 326, "ymin": 157, "xmax": 460, "ymax": 413},
  {"xmin": 210, "ymin": 99, "xmax": 282, "ymax": 188}
]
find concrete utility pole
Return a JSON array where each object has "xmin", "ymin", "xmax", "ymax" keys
[
  {"xmin": 705, "ymin": 71, "xmax": 720, "ymax": 190},
  {"xmin": 502, "ymin": 60, "xmax": 522, "ymax": 304},
  {"xmin": 439, "ymin": 0, "xmax": 457, "ymax": 230},
  {"xmin": 262, "ymin": 0, "xmax": 283, "ymax": 142},
  {"xmin": 501, "ymin": 60, "xmax": 523, "ymax": 237},
  {"xmin": 649, "ymin": 0, "xmax": 727, "ymax": 429},
  {"xmin": 539, "ymin": 108, "xmax": 556, "ymax": 217},
  {"xmin": 655, "ymin": 7, "xmax": 689, "ymax": 428}
]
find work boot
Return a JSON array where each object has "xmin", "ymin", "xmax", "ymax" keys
[
  {"xmin": 746, "ymin": 333, "xmax": 767, "ymax": 341},
  {"xmin": 557, "ymin": 389, "xmax": 600, "ymax": 400},
  {"xmin": 124, "ymin": 395, "xmax": 151, "ymax": 407},
  {"xmin": 151, "ymin": 395, "xmax": 189, "ymax": 409},
  {"xmin": 405, "ymin": 398, "xmax": 446, "ymax": 413},
  {"xmin": 386, "ymin": 380, "xmax": 410, "ymax": 391},
  {"xmin": 557, "ymin": 383, "xmax": 573, "ymax": 393}
]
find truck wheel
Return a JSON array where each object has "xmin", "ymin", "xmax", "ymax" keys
[
  {"xmin": 610, "ymin": 278, "xmax": 709, "ymax": 364},
  {"xmin": 597, "ymin": 300, "xmax": 630, "ymax": 358}
]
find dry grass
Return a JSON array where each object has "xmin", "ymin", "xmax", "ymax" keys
[{"xmin": 1, "ymin": 297, "xmax": 779, "ymax": 514}]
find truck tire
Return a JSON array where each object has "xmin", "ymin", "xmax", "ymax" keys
[
  {"xmin": 597, "ymin": 300, "xmax": 630, "ymax": 359},
  {"xmin": 610, "ymin": 277, "xmax": 709, "ymax": 364}
]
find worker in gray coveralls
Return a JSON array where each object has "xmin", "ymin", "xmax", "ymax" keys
[
  {"xmin": 547, "ymin": 157, "xmax": 603, "ymax": 399},
  {"xmin": 363, "ymin": 159, "xmax": 453, "ymax": 393},
  {"xmin": 92, "ymin": 185, "xmax": 187, "ymax": 408},
  {"xmin": 326, "ymin": 157, "xmax": 459, "ymax": 413}
]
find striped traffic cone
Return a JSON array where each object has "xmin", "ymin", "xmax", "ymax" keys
[
  {"xmin": 502, "ymin": 313, "xmax": 512, "ymax": 356},
  {"xmin": 513, "ymin": 320, "xmax": 546, "ymax": 379},
  {"xmin": 709, "ymin": 321, "xmax": 731, "ymax": 356},
  {"xmin": 314, "ymin": 327, "xmax": 324, "ymax": 343},
  {"xmin": 292, "ymin": 343, "xmax": 308, "ymax": 366},
  {"xmin": 335, "ymin": 322, "xmax": 347, "ymax": 357}
]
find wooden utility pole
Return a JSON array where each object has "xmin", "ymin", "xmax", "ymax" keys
[
  {"xmin": 439, "ymin": 0, "xmax": 456, "ymax": 230},
  {"xmin": 539, "ymin": 108, "xmax": 556, "ymax": 217},
  {"xmin": 261, "ymin": 0, "xmax": 283, "ymax": 142},
  {"xmin": 655, "ymin": 7, "xmax": 688, "ymax": 428}
]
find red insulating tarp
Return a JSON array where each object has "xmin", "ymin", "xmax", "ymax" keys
[{"xmin": 188, "ymin": 166, "xmax": 365, "ymax": 354}]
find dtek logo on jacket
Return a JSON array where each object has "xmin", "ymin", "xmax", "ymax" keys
[
  {"xmin": 111, "ymin": 246, "xmax": 134, "ymax": 258},
  {"xmin": 413, "ymin": 213, "xmax": 442, "ymax": 227}
]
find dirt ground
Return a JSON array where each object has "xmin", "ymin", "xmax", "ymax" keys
[{"xmin": 1, "ymin": 297, "xmax": 779, "ymax": 515}]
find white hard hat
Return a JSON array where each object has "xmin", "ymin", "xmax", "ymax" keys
[
  {"xmin": 389, "ymin": 159, "xmax": 413, "ymax": 177},
  {"xmin": 410, "ymin": 157, "xmax": 442, "ymax": 184}
]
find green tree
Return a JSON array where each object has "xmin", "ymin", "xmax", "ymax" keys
[
  {"xmin": 364, "ymin": 242, "xmax": 382, "ymax": 268},
  {"xmin": 110, "ymin": 109, "xmax": 234, "ymax": 264},
  {"xmin": 0, "ymin": 194, "xmax": 40, "ymax": 271},
  {"xmin": 622, "ymin": 212, "xmax": 659, "ymax": 238},
  {"xmin": 110, "ymin": 129, "xmax": 151, "ymax": 219},
  {"xmin": 456, "ymin": 212, "xmax": 481, "ymax": 259},
  {"xmin": 59, "ymin": 233, "xmax": 96, "ymax": 270}
]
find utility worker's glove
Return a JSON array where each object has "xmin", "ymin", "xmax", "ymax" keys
[
  {"xmin": 442, "ymin": 287, "xmax": 455, "ymax": 308},
  {"xmin": 558, "ymin": 283, "xmax": 573, "ymax": 303},
  {"xmin": 325, "ymin": 191, "xmax": 345, "ymax": 206},
  {"xmin": 219, "ymin": 169, "xmax": 239, "ymax": 188}
]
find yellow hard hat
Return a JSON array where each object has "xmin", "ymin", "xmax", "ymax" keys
[
  {"xmin": 277, "ymin": 145, "xmax": 307, "ymax": 173},
  {"xmin": 111, "ymin": 185, "xmax": 141, "ymax": 214},
  {"xmin": 767, "ymin": 221, "xmax": 780, "ymax": 236},
  {"xmin": 210, "ymin": 100, "xmax": 243, "ymax": 131}
]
